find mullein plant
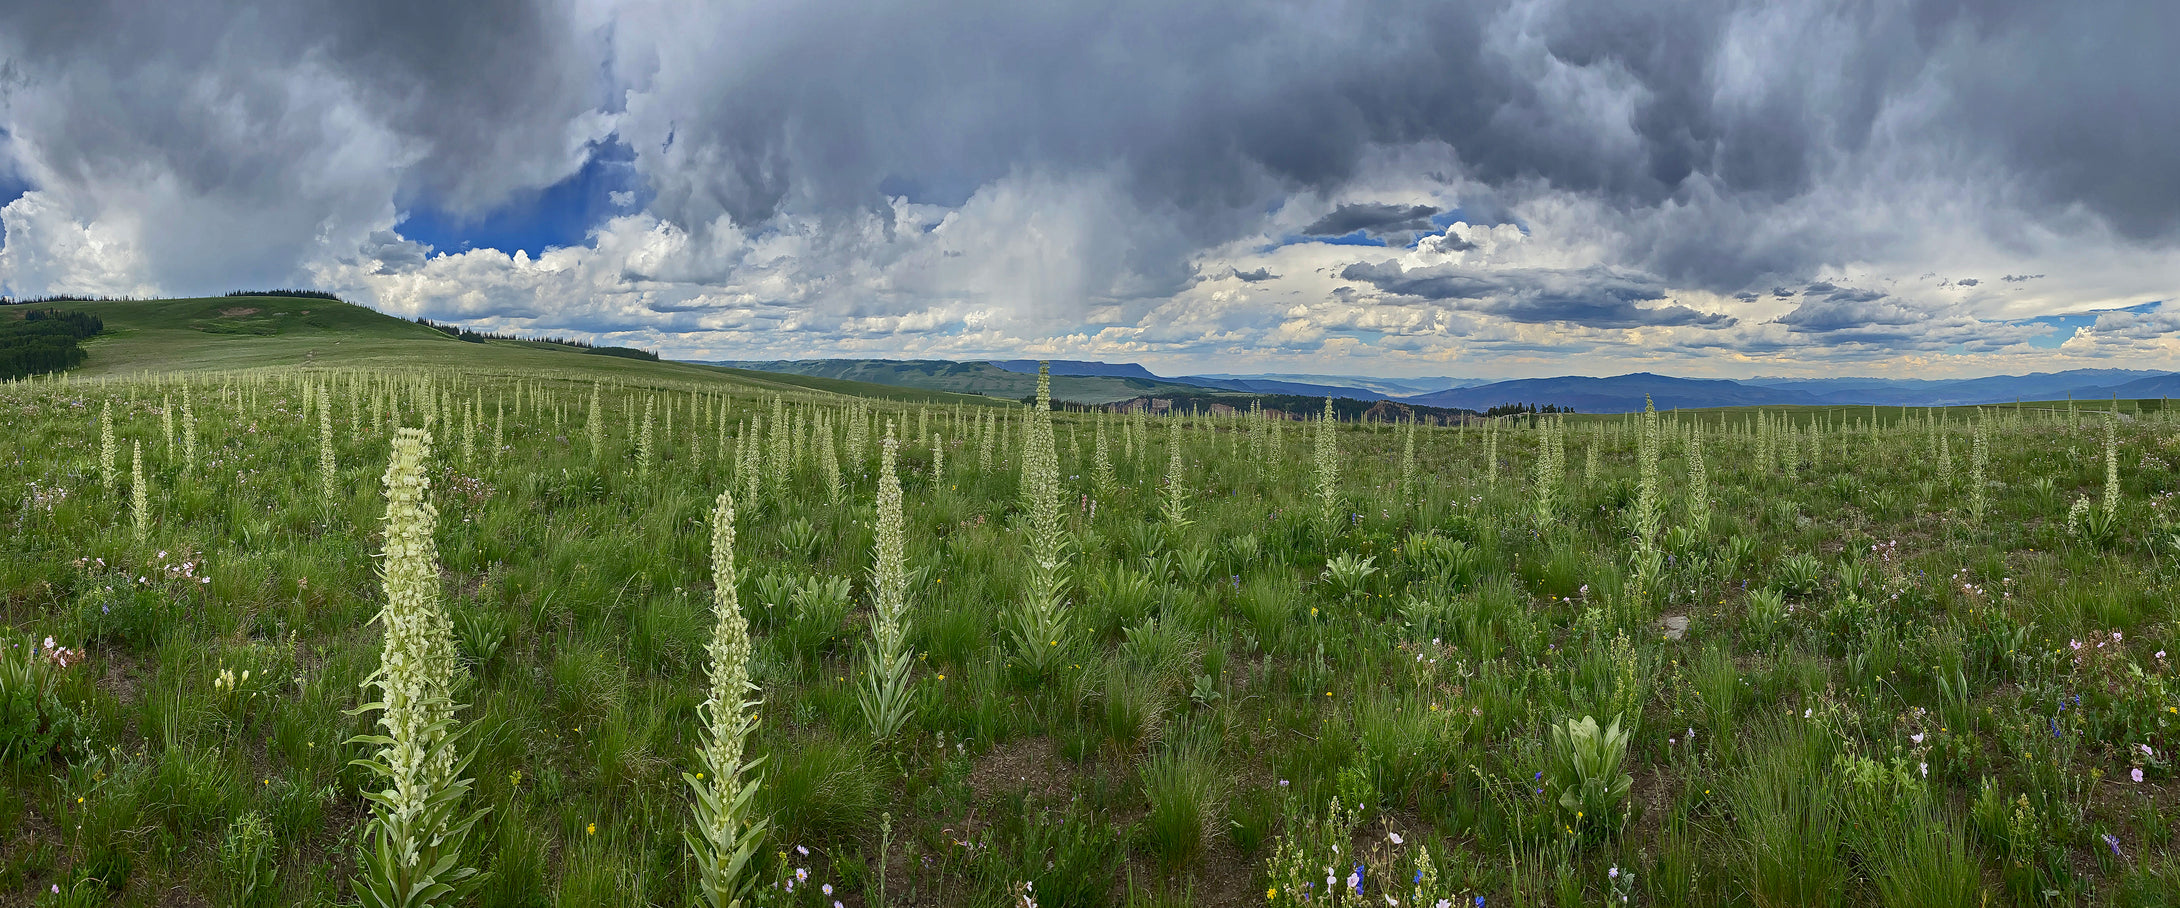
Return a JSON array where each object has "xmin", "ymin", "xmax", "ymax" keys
[
  {"xmin": 687, "ymin": 489, "xmax": 767, "ymax": 908},
  {"xmin": 179, "ymin": 383, "xmax": 197, "ymax": 476},
  {"xmin": 819, "ymin": 417, "xmax": 843, "ymax": 503},
  {"xmin": 859, "ymin": 426, "xmax": 917, "ymax": 741},
  {"xmin": 1091, "ymin": 416, "xmax": 1117, "ymax": 499},
  {"xmin": 846, "ymin": 403, "xmax": 870, "ymax": 473},
  {"xmin": 99, "ymin": 400, "xmax": 117, "ymax": 491},
  {"xmin": 350, "ymin": 428, "xmax": 488, "ymax": 907},
  {"xmin": 2102, "ymin": 406, "xmax": 2121, "ymax": 516},
  {"xmin": 1630, "ymin": 396, "xmax": 1663, "ymax": 549},
  {"xmin": 1314, "ymin": 398, "xmax": 1340, "ymax": 522},
  {"xmin": 1009, "ymin": 367, "xmax": 1075, "ymax": 677},
  {"xmin": 160, "ymin": 393, "xmax": 174, "ymax": 455},
  {"xmin": 321, "ymin": 385, "xmax": 338, "ymax": 504},
  {"xmin": 638, "ymin": 396, "xmax": 657, "ymax": 479},
  {"xmin": 1483, "ymin": 417, "xmax": 1499, "ymax": 489},
  {"xmin": 1160, "ymin": 418, "xmax": 1190, "ymax": 529},
  {"xmin": 1685, "ymin": 425, "xmax": 1710, "ymax": 535},
  {"xmin": 1530, "ymin": 415, "xmax": 1564, "ymax": 524},
  {"xmin": 1399, "ymin": 416, "xmax": 1418, "ymax": 504},
  {"xmin": 587, "ymin": 384, "xmax": 604, "ymax": 463},
  {"xmin": 1967, "ymin": 416, "xmax": 1989, "ymax": 522},
  {"xmin": 130, "ymin": 441, "xmax": 149, "ymax": 544}
]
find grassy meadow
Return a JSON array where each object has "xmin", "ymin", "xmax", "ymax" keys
[{"xmin": 4, "ymin": 306, "xmax": 2180, "ymax": 906}]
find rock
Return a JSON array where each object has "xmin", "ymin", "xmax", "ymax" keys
[{"xmin": 1660, "ymin": 615, "xmax": 1689, "ymax": 641}]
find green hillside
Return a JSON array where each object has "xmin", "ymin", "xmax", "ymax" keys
[
  {"xmin": 709, "ymin": 358, "xmax": 1210, "ymax": 403},
  {"xmin": 29, "ymin": 296, "xmax": 990, "ymax": 404}
]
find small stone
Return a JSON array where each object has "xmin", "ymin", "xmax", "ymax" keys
[{"xmin": 1659, "ymin": 616, "xmax": 1689, "ymax": 641}]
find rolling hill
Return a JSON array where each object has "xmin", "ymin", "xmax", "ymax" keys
[{"xmin": 12, "ymin": 296, "xmax": 992, "ymax": 405}]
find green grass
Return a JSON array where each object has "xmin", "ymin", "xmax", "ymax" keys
[{"xmin": 3, "ymin": 330, "xmax": 2179, "ymax": 906}]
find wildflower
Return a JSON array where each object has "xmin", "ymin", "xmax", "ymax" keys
[
  {"xmin": 1609, "ymin": 867, "xmax": 1619, "ymax": 880},
  {"xmin": 587, "ymin": 823, "xmax": 596, "ymax": 835},
  {"xmin": 1910, "ymin": 733, "xmax": 1925, "ymax": 745},
  {"xmin": 2133, "ymin": 768, "xmax": 2145, "ymax": 783},
  {"xmin": 1388, "ymin": 832, "xmax": 1403, "ymax": 845},
  {"xmin": 823, "ymin": 883, "xmax": 833, "ymax": 896},
  {"xmin": 1920, "ymin": 763, "xmax": 1928, "ymax": 777},
  {"xmin": 2103, "ymin": 833, "xmax": 2121, "ymax": 856}
]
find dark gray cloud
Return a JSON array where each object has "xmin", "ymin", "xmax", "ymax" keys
[
  {"xmin": 1773, "ymin": 290, "xmax": 1924, "ymax": 332},
  {"xmin": 600, "ymin": 0, "xmax": 2180, "ymax": 288},
  {"xmin": 1302, "ymin": 203, "xmax": 1440, "ymax": 237},
  {"xmin": 1340, "ymin": 260, "xmax": 1732, "ymax": 328},
  {"xmin": 1, "ymin": 0, "xmax": 2175, "ymax": 370}
]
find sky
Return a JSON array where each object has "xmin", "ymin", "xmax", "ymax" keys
[{"xmin": 1, "ymin": 0, "xmax": 2176, "ymax": 380}]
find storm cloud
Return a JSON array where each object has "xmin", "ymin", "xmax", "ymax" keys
[
  {"xmin": 1340, "ymin": 260, "xmax": 1733, "ymax": 329},
  {"xmin": 1, "ymin": 0, "xmax": 2175, "ymax": 376}
]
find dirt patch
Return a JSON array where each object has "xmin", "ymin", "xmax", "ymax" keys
[
  {"xmin": 967, "ymin": 736, "xmax": 1072, "ymax": 804},
  {"xmin": 217, "ymin": 307, "xmax": 261, "ymax": 318}
]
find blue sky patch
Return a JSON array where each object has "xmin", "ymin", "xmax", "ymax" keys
[
  {"xmin": 1261, "ymin": 229, "xmax": 1387, "ymax": 253},
  {"xmin": 2011, "ymin": 300, "xmax": 2162, "ymax": 349},
  {"xmin": 398, "ymin": 137, "xmax": 642, "ymax": 259}
]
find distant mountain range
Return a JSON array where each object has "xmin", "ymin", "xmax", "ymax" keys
[{"xmin": 700, "ymin": 358, "xmax": 2180, "ymax": 412}]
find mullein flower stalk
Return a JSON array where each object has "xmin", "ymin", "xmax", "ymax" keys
[
  {"xmin": 1531, "ymin": 415, "xmax": 1563, "ymax": 524},
  {"xmin": 687, "ymin": 489, "xmax": 768, "ymax": 908},
  {"xmin": 182, "ymin": 385, "xmax": 199, "ymax": 476},
  {"xmin": 1161, "ymin": 417, "xmax": 1190, "ymax": 529},
  {"xmin": 160, "ymin": 393, "xmax": 174, "ymax": 454},
  {"xmin": 100, "ymin": 400, "xmax": 118, "ymax": 490},
  {"xmin": 859, "ymin": 426, "xmax": 917, "ymax": 741},
  {"xmin": 847, "ymin": 403, "xmax": 870, "ymax": 473},
  {"xmin": 350, "ymin": 428, "xmax": 488, "ymax": 907},
  {"xmin": 130, "ymin": 441, "xmax": 149, "ymax": 543},
  {"xmin": 1685, "ymin": 426, "xmax": 1710, "ymax": 535},
  {"xmin": 1483, "ymin": 418, "xmax": 1499, "ymax": 489},
  {"xmin": 1399, "ymin": 416, "xmax": 1418, "ymax": 503},
  {"xmin": 819, "ymin": 417, "xmax": 843, "ymax": 503},
  {"xmin": 1314, "ymin": 398, "xmax": 1340, "ymax": 521},
  {"xmin": 1010, "ymin": 366, "xmax": 1074, "ymax": 676},
  {"xmin": 1092, "ymin": 416, "xmax": 1117, "ymax": 499},
  {"xmin": 1631, "ymin": 396, "xmax": 1662, "ymax": 549},
  {"xmin": 1967, "ymin": 415, "xmax": 1989, "ymax": 522},
  {"xmin": 321, "ymin": 385, "xmax": 338, "ymax": 504},
  {"xmin": 2102, "ymin": 406, "xmax": 2121, "ymax": 517},
  {"xmin": 638, "ymin": 396, "xmax": 657, "ymax": 479},
  {"xmin": 587, "ymin": 384, "xmax": 604, "ymax": 462}
]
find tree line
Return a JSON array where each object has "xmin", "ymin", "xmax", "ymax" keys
[{"xmin": 0, "ymin": 309, "xmax": 104, "ymax": 380}]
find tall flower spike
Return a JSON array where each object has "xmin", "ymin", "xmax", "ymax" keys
[
  {"xmin": 687, "ymin": 488, "xmax": 767, "ymax": 908},
  {"xmin": 350, "ymin": 427, "xmax": 488, "ymax": 907},
  {"xmin": 1315, "ymin": 398, "xmax": 1340, "ymax": 521},
  {"xmin": 859, "ymin": 424, "xmax": 917, "ymax": 740},
  {"xmin": 130, "ymin": 441, "xmax": 149, "ymax": 543}
]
